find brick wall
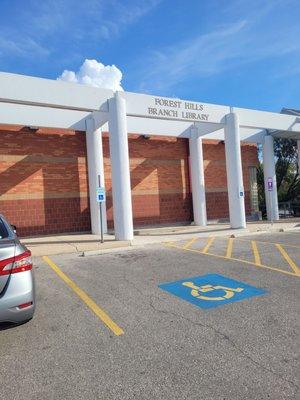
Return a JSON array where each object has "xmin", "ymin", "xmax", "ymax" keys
[
  {"xmin": 0, "ymin": 125, "xmax": 258, "ymax": 236},
  {"xmin": 0, "ymin": 125, "xmax": 90, "ymax": 236},
  {"xmin": 203, "ymin": 141, "xmax": 256, "ymax": 219}
]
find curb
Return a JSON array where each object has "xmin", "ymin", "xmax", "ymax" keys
[
  {"xmin": 228, "ymin": 226, "xmax": 296, "ymax": 238},
  {"xmin": 82, "ymin": 245, "xmax": 133, "ymax": 257}
]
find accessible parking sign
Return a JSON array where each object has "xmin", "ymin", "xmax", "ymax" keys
[{"xmin": 159, "ymin": 274, "xmax": 266, "ymax": 309}]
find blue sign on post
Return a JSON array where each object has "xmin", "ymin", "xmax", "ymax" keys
[
  {"xmin": 159, "ymin": 274, "xmax": 266, "ymax": 309},
  {"xmin": 96, "ymin": 187, "xmax": 106, "ymax": 203}
]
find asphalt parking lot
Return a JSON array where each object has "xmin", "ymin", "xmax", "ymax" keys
[{"xmin": 1, "ymin": 231, "xmax": 299, "ymax": 400}]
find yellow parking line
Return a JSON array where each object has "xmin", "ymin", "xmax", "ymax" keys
[
  {"xmin": 166, "ymin": 243, "xmax": 299, "ymax": 278},
  {"xmin": 251, "ymin": 241, "xmax": 261, "ymax": 266},
  {"xmin": 275, "ymin": 244, "xmax": 300, "ymax": 276},
  {"xmin": 183, "ymin": 237, "xmax": 197, "ymax": 250},
  {"xmin": 226, "ymin": 238, "xmax": 234, "ymax": 258},
  {"xmin": 202, "ymin": 237, "xmax": 215, "ymax": 254},
  {"xmin": 235, "ymin": 237, "xmax": 300, "ymax": 250},
  {"xmin": 43, "ymin": 256, "xmax": 124, "ymax": 336}
]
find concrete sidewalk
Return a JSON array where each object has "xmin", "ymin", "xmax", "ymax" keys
[
  {"xmin": 21, "ymin": 218, "xmax": 300, "ymax": 257},
  {"xmin": 132, "ymin": 219, "xmax": 300, "ymax": 246},
  {"xmin": 22, "ymin": 233, "xmax": 131, "ymax": 257}
]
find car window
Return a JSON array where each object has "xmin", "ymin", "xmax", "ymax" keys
[{"xmin": 0, "ymin": 219, "xmax": 9, "ymax": 239}]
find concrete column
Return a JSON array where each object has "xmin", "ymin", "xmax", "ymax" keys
[
  {"xmin": 263, "ymin": 134, "xmax": 279, "ymax": 221},
  {"xmin": 85, "ymin": 117, "xmax": 107, "ymax": 235},
  {"xmin": 224, "ymin": 112, "xmax": 246, "ymax": 228},
  {"xmin": 108, "ymin": 92, "xmax": 133, "ymax": 241},
  {"xmin": 189, "ymin": 127, "xmax": 207, "ymax": 226}
]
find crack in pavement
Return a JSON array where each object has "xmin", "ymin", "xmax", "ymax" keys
[
  {"xmin": 67, "ymin": 242, "xmax": 81, "ymax": 253},
  {"xmin": 120, "ymin": 270, "xmax": 299, "ymax": 398},
  {"xmin": 148, "ymin": 297, "xmax": 299, "ymax": 397}
]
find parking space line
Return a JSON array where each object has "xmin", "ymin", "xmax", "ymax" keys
[
  {"xmin": 166, "ymin": 243, "xmax": 299, "ymax": 278},
  {"xmin": 251, "ymin": 241, "xmax": 261, "ymax": 266},
  {"xmin": 183, "ymin": 237, "xmax": 197, "ymax": 249},
  {"xmin": 43, "ymin": 256, "xmax": 124, "ymax": 336},
  {"xmin": 235, "ymin": 237, "xmax": 300, "ymax": 250},
  {"xmin": 275, "ymin": 244, "xmax": 300, "ymax": 276},
  {"xmin": 202, "ymin": 237, "xmax": 215, "ymax": 254},
  {"xmin": 226, "ymin": 238, "xmax": 234, "ymax": 258}
]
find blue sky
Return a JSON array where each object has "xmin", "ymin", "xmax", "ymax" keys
[{"xmin": 0, "ymin": 0, "xmax": 299, "ymax": 111}]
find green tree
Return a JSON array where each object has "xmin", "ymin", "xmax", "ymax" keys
[
  {"xmin": 258, "ymin": 138, "xmax": 300, "ymax": 212},
  {"xmin": 257, "ymin": 162, "xmax": 265, "ymax": 206}
]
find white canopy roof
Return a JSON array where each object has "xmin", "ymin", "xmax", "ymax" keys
[
  {"xmin": 0, "ymin": 71, "xmax": 299, "ymax": 143},
  {"xmin": 271, "ymin": 108, "xmax": 300, "ymax": 140}
]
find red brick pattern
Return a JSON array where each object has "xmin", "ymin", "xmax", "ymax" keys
[
  {"xmin": 0, "ymin": 198, "xmax": 90, "ymax": 236},
  {"xmin": 206, "ymin": 191, "xmax": 251, "ymax": 220},
  {"xmin": 0, "ymin": 125, "xmax": 89, "ymax": 236},
  {"xmin": 0, "ymin": 125, "xmax": 258, "ymax": 236},
  {"xmin": 132, "ymin": 193, "xmax": 193, "ymax": 227}
]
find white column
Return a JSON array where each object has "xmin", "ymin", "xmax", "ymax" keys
[
  {"xmin": 189, "ymin": 127, "xmax": 207, "ymax": 226},
  {"xmin": 224, "ymin": 112, "xmax": 246, "ymax": 228},
  {"xmin": 108, "ymin": 92, "xmax": 134, "ymax": 241},
  {"xmin": 263, "ymin": 134, "xmax": 279, "ymax": 221},
  {"xmin": 85, "ymin": 116, "xmax": 107, "ymax": 234}
]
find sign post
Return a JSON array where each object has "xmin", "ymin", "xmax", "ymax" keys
[
  {"xmin": 97, "ymin": 175, "xmax": 106, "ymax": 243},
  {"xmin": 267, "ymin": 177, "xmax": 273, "ymax": 225}
]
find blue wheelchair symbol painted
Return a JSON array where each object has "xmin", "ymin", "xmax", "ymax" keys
[
  {"xmin": 182, "ymin": 281, "xmax": 244, "ymax": 301},
  {"xmin": 158, "ymin": 274, "xmax": 266, "ymax": 309}
]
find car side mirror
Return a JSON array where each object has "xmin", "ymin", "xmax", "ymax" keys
[{"xmin": 11, "ymin": 225, "xmax": 17, "ymax": 234}]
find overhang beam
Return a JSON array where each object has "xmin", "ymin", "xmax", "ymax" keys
[
  {"xmin": 0, "ymin": 102, "xmax": 108, "ymax": 131},
  {"xmin": 0, "ymin": 72, "xmax": 300, "ymax": 141},
  {"xmin": 0, "ymin": 72, "xmax": 111, "ymax": 112}
]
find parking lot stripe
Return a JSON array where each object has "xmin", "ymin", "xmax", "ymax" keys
[
  {"xmin": 43, "ymin": 256, "xmax": 124, "ymax": 336},
  {"xmin": 202, "ymin": 237, "xmax": 215, "ymax": 254},
  {"xmin": 226, "ymin": 238, "xmax": 234, "ymax": 258},
  {"xmin": 183, "ymin": 237, "xmax": 197, "ymax": 250},
  {"xmin": 166, "ymin": 243, "xmax": 299, "ymax": 278},
  {"xmin": 235, "ymin": 237, "xmax": 300, "ymax": 250},
  {"xmin": 275, "ymin": 244, "xmax": 300, "ymax": 276},
  {"xmin": 251, "ymin": 241, "xmax": 261, "ymax": 266}
]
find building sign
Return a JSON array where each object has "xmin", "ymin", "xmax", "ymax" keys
[
  {"xmin": 147, "ymin": 97, "xmax": 210, "ymax": 122},
  {"xmin": 124, "ymin": 92, "xmax": 230, "ymax": 125}
]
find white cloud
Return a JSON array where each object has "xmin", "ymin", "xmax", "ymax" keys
[
  {"xmin": 136, "ymin": 21, "xmax": 249, "ymax": 92},
  {"xmin": 0, "ymin": 36, "xmax": 50, "ymax": 58},
  {"xmin": 0, "ymin": 0, "xmax": 161, "ymax": 64},
  {"xmin": 135, "ymin": 10, "xmax": 300, "ymax": 94},
  {"xmin": 57, "ymin": 59, "xmax": 123, "ymax": 91}
]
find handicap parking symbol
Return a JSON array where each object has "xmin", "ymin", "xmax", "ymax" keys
[{"xmin": 158, "ymin": 274, "xmax": 266, "ymax": 309}]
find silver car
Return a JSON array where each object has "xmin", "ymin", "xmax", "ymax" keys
[{"xmin": 0, "ymin": 214, "xmax": 35, "ymax": 324}]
